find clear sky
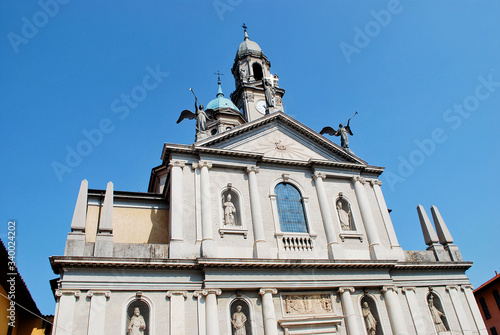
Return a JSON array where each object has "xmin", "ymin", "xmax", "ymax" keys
[{"xmin": 1, "ymin": 0, "xmax": 499, "ymax": 315}]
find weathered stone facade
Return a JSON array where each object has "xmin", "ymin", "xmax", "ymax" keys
[{"xmin": 50, "ymin": 31, "xmax": 487, "ymax": 335}]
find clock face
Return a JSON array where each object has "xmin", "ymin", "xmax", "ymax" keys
[{"xmin": 256, "ymin": 100, "xmax": 266, "ymax": 114}]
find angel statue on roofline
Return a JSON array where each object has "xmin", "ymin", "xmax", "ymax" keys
[
  {"xmin": 320, "ymin": 111, "xmax": 357, "ymax": 150},
  {"xmin": 176, "ymin": 88, "xmax": 214, "ymax": 133}
]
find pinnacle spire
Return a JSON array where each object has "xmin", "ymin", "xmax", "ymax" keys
[
  {"xmin": 242, "ymin": 23, "xmax": 249, "ymax": 40},
  {"xmin": 214, "ymin": 70, "xmax": 224, "ymax": 97}
]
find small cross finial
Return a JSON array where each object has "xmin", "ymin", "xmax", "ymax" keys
[
  {"xmin": 214, "ymin": 70, "xmax": 224, "ymax": 83},
  {"xmin": 242, "ymin": 23, "xmax": 247, "ymax": 31}
]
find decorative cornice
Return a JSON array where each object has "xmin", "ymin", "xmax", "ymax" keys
[
  {"xmin": 259, "ymin": 288, "xmax": 278, "ymax": 295},
  {"xmin": 50, "ymin": 256, "xmax": 473, "ymax": 273},
  {"xmin": 166, "ymin": 291, "xmax": 188, "ymax": 298},
  {"xmin": 338, "ymin": 287, "xmax": 355, "ymax": 294},
  {"xmin": 445, "ymin": 285, "xmax": 459, "ymax": 292}
]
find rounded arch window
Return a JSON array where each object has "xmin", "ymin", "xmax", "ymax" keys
[
  {"xmin": 336, "ymin": 197, "xmax": 356, "ymax": 231},
  {"xmin": 275, "ymin": 183, "xmax": 308, "ymax": 233},
  {"xmin": 126, "ymin": 299, "xmax": 149, "ymax": 335},
  {"xmin": 230, "ymin": 299, "xmax": 252, "ymax": 335},
  {"xmin": 221, "ymin": 189, "xmax": 241, "ymax": 226},
  {"xmin": 361, "ymin": 296, "xmax": 383, "ymax": 335},
  {"xmin": 252, "ymin": 63, "xmax": 263, "ymax": 81}
]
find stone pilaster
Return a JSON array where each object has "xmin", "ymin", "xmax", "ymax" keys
[
  {"xmin": 166, "ymin": 291, "xmax": 188, "ymax": 335},
  {"xmin": 193, "ymin": 291, "xmax": 206, "ymax": 335},
  {"xmin": 313, "ymin": 172, "xmax": 343, "ymax": 260},
  {"xmin": 259, "ymin": 288, "xmax": 278, "ymax": 335},
  {"xmin": 446, "ymin": 285, "xmax": 472, "ymax": 335},
  {"xmin": 247, "ymin": 165, "xmax": 268, "ymax": 258},
  {"xmin": 461, "ymin": 285, "xmax": 488, "ymax": 335},
  {"xmin": 53, "ymin": 290, "xmax": 80, "ymax": 335},
  {"xmin": 370, "ymin": 179, "xmax": 405, "ymax": 261},
  {"xmin": 352, "ymin": 177, "xmax": 385, "ymax": 259},
  {"xmin": 86, "ymin": 290, "xmax": 110, "ymax": 335},
  {"xmin": 338, "ymin": 287, "xmax": 361, "ymax": 335},
  {"xmin": 202, "ymin": 289, "xmax": 222, "ymax": 335},
  {"xmin": 381, "ymin": 286, "xmax": 409, "ymax": 335},
  {"xmin": 199, "ymin": 161, "xmax": 214, "ymax": 257},
  {"xmin": 169, "ymin": 160, "xmax": 187, "ymax": 258},
  {"xmin": 401, "ymin": 287, "xmax": 427, "ymax": 335}
]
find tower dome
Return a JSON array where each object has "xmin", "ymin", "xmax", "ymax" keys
[
  {"xmin": 206, "ymin": 78, "xmax": 239, "ymax": 111},
  {"xmin": 236, "ymin": 29, "xmax": 264, "ymax": 59}
]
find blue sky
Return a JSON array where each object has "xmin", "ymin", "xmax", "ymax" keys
[{"xmin": 1, "ymin": 1, "xmax": 499, "ymax": 315}]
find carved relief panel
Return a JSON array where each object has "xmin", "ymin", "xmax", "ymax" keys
[{"xmin": 281, "ymin": 294, "xmax": 334, "ymax": 316}]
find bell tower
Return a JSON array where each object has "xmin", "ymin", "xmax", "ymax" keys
[{"xmin": 230, "ymin": 26, "xmax": 285, "ymax": 122}]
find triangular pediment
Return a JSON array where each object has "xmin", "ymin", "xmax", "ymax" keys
[{"xmin": 195, "ymin": 112, "xmax": 366, "ymax": 164}]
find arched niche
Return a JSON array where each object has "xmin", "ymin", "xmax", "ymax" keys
[
  {"xmin": 229, "ymin": 298, "xmax": 252, "ymax": 335},
  {"xmin": 126, "ymin": 299, "xmax": 150, "ymax": 335},
  {"xmin": 360, "ymin": 295, "xmax": 383, "ymax": 335},
  {"xmin": 252, "ymin": 62, "xmax": 263, "ymax": 81},
  {"xmin": 221, "ymin": 188, "xmax": 242, "ymax": 227},
  {"xmin": 427, "ymin": 292, "xmax": 449, "ymax": 332},
  {"xmin": 335, "ymin": 197, "xmax": 356, "ymax": 231}
]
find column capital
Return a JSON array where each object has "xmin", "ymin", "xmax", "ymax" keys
[
  {"xmin": 55, "ymin": 289, "xmax": 81, "ymax": 298},
  {"xmin": 401, "ymin": 287, "xmax": 416, "ymax": 294},
  {"xmin": 445, "ymin": 285, "xmax": 459, "ymax": 292},
  {"xmin": 352, "ymin": 176, "xmax": 366, "ymax": 184},
  {"xmin": 166, "ymin": 290, "xmax": 188, "ymax": 298},
  {"xmin": 169, "ymin": 159, "xmax": 187, "ymax": 168},
  {"xmin": 313, "ymin": 171, "xmax": 326, "ymax": 180},
  {"xmin": 370, "ymin": 179, "xmax": 383, "ymax": 186},
  {"xmin": 87, "ymin": 290, "xmax": 111, "ymax": 298},
  {"xmin": 202, "ymin": 288, "xmax": 222, "ymax": 296},
  {"xmin": 259, "ymin": 288, "xmax": 278, "ymax": 296},
  {"xmin": 461, "ymin": 284, "xmax": 474, "ymax": 291},
  {"xmin": 338, "ymin": 287, "xmax": 355, "ymax": 294},
  {"xmin": 191, "ymin": 162, "xmax": 198, "ymax": 169},
  {"xmin": 198, "ymin": 160, "xmax": 213, "ymax": 169},
  {"xmin": 381, "ymin": 286, "xmax": 398, "ymax": 293},
  {"xmin": 246, "ymin": 165, "xmax": 260, "ymax": 174}
]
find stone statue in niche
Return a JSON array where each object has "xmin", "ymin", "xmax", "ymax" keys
[
  {"xmin": 127, "ymin": 307, "xmax": 146, "ymax": 335},
  {"xmin": 231, "ymin": 305, "xmax": 247, "ymax": 335},
  {"xmin": 263, "ymin": 78, "xmax": 275, "ymax": 109},
  {"xmin": 362, "ymin": 302, "xmax": 378, "ymax": 335},
  {"xmin": 428, "ymin": 295, "xmax": 447, "ymax": 332},
  {"xmin": 337, "ymin": 200, "xmax": 353, "ymax": 231},
  {"xmin": 223, "ymin": 194, "xmax": 237, "ymax": 225}
]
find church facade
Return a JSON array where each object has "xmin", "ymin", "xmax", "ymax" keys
[{"xmin": 50, "ymin": 30, "xmax": 487, "ymax": 335}]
